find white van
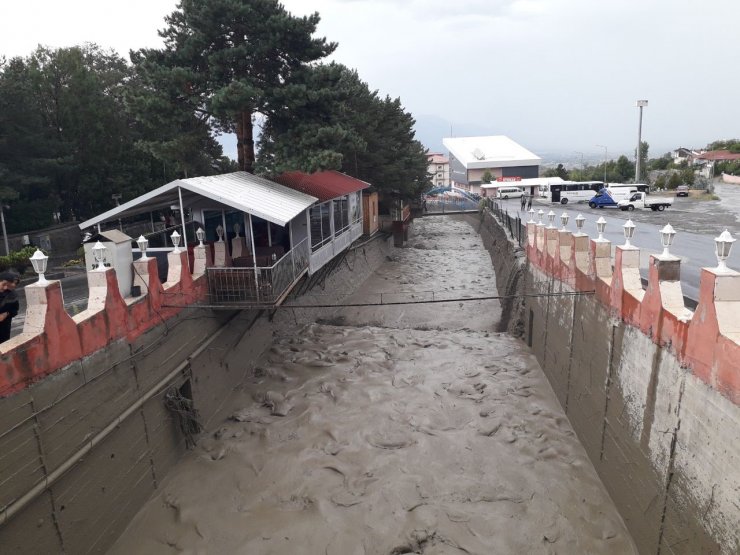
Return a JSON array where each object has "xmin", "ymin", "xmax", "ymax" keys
[{"xmin": 497, "ymin": 187, "xmax": 524, "ymax": 199}]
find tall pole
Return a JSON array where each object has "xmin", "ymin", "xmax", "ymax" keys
[
  {"xmin": 636, "ymin": 100, "xmax": 648, "ymax": 183},
  {"xmin": 596, "ymin": 145, "xmax": 608, "ymax": 184},
  {"xmin": 0, "ymin": 206, "xmax": 9, "ymax": 256}
]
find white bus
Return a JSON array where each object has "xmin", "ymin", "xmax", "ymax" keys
[{"xmin": 540, "ymin": 181, "xmax": 604, "ymax": 204}]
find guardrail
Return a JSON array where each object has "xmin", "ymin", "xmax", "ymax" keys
[{"xmin": 206, "ymin": 238, "xmax": 309, "ymax": 305}]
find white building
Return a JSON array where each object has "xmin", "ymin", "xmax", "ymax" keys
[{"xmin": 443, "ymin": 136, "xmax": 541, "ymax": 195}]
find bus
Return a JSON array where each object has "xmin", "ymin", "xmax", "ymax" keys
[
  {"xmin": 540, "ymin": 181, "xmax": 604, "ymax": 204},
  {"xmin": 541, "ymin": 182, "xmax": 649, "ymax": 204}
]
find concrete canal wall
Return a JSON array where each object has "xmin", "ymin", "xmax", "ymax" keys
[
  {"xmin": 474, "ymin": 208, "xmax": 740, "ymax": 555},
  {"xmin": 0, "ymin": 235, "xmax": 392, "ymax": 554}
]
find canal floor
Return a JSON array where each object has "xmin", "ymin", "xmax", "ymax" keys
[{"xmin": 108, "ymin": 217, "xmax": 637, "ymax": 554}]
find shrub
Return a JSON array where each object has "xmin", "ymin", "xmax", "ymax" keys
[{"xmin": 0, "ymin": 246, "xmax": 45, "ymax": 274}]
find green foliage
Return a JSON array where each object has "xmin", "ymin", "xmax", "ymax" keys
[
  {"xmin": 481, "ymin": 170, "xmax": 493, "ymax": 184},
  {"xmin": 257, "ymin": 63, "xmax": 430, "ymax": 198},
  {"xmin": 648, "ymin": 154, "xmax": 672, "ymax": 171},
  {"xmin": 653, "ymin": 174, "xmax": 667, "ymax": 189},
  {"xmin": 680, "ymin": 167, "xmax": 695, "ymax": 186},
  {"xmin": 0, "ymin": 44, "xmax": 203, "ymax": 227},
  {"xmin": 0, "ymin": 245, "xmax": 42, "ymax": 274},
  {"xmin": 667, "ymin": 172, "xmax": 682, "ymax": 190},
  {"xmin": 707, "ymin": 139, "xmax": 740, "ymax": 151},
  {"xmin": 615, "ymin": 155, "xmax": 634, "ymax": 182},
  {"xmin": 134, "ymin": 0, "xmax": 336, "ymax": 172},
  {"xmin": 542, "ymin": 164, "xmax": 568, "ymax": 179}
]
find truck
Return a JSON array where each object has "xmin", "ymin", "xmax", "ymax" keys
[
  {"xmin": 588, "ymin": 187, "xmax": 638, "ymax": 208},
  {"xmin": 618, "ymin": 192, "xmax": 673, "ymax": 211}
]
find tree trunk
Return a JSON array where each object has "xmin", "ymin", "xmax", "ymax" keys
[{"xmin": 235, "ymin": 110, "xmax": 255, "ymax": 173}]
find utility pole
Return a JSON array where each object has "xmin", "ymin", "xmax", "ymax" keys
[
  {"xmin": 596, "ymin": 145, "xmax": 608, "ymax": 184},
  {"xmin": 635, "ymin": 100, "xmax": 648, "ymax": 183},
  {"xmin": 0, "ymin": 205, "xmax": 9, "ymax": 255}
]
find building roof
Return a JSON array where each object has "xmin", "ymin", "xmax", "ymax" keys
[
  {"xmin": 79, "ymin": 172, "xmax": 318, "ymax": 230},
  {"xmin": 697, "ymin": 150, "xmax": 740, "ymax": 161},
  {"xmin": 480, "ymin": 177, "xmax": 565, "ymax": 189},
  {"xmin": 272, "ymin": 170, "xmax": 371, "ymax": 203},
  {"xmin": 427, "ymin": 153, "xmax": 449, "ymax": 164},
  {"xmin": 443, "ymin": 136, "xmax": 541, "ymax": 169}
]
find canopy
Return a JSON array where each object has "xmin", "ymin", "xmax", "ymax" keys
[{"xmin": 79, "ymin": 172, "xmax": 319, "ymax": 230}]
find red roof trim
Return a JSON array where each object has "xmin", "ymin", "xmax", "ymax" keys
[{"xmin": 272, "ymin": 170, "xmax": 371, "ymax": 203}]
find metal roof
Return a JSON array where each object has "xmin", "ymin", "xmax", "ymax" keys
[
  {"xmin": 272, "ymin": 170, "xmax": 371, "ymax": 203},
  {"xmin": 443, "ymin": 136, "xmax": 541, "ymax": 169},
  {"xmin": 79, "ymin": 172, "xmax": 319, "ymax": 229}
]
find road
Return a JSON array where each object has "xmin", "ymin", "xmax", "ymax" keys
[{"xmin": 498, "ymin": 181, "xmax": 740, "ymax": 301}]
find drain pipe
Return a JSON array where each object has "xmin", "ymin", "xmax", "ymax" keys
[{"xmin": 0, "ymin": 315, "xmax": 236, "ymax": 528}]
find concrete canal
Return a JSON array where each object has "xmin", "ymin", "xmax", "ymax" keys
[{"xmin": 108, "ymin": 217, "xmax": 636, "ymax": 554}]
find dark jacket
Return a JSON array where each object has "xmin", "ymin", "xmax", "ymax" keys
[{"xmin": 0, "ymin": 289, "xmax": 19, "ymax": 342}]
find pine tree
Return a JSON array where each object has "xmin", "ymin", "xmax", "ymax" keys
[{"xmin": 133, "ymin": 0, "xmax": 336, "ymax": 173}]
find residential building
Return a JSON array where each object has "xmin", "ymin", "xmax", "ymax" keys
[
  {"xmin": 426, "ymin": 152, "xmax": 450, "ymax": 187},
  {"xmin": 442, "ymin": 136, "xmax": 541, "ymax": 195}
]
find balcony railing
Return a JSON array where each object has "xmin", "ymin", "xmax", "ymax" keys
[{"xmin": 206, "ymin": 238, "xmax": 310, "ymax": 306}]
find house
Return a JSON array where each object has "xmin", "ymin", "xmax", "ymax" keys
[
  {"xmin": 272, "ymin": 170, "xmax": 369, "ymax": 274},
  {"xmin": 79, "ymin": 172, "xmax": 320, "ymax": 307},
  {"xmin": 426, "ymin": 152, "xmax": 450, "ymax": 187},
  {"xmin": 695, "ymin": 150, "xmax": 740, "ymax": 178},
  {"xmin": 442, "ymin": 136, "xmax": 541, "ymax": 195}
]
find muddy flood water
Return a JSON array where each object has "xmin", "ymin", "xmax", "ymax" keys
[{"xmin": 108, "ymin": 217, "xmax": 637, "ymax": 555}]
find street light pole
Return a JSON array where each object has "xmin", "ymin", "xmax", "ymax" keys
[
  {"xmin": 596, "ymin": 144, "xmax": 608, "ymax": 184},
  {"xmin": 0, "ymin": 205, "xmax": 8, "ymax": 255},
  {"xmin": 636, "ymin": 100, "xmax": 648, "ymax": 183}
]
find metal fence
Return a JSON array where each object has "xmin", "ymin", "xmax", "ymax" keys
[
  {"xmin": 423, "ymin": 196, "xmax": 479, "ymax": 214},
  {"xmin": 484, "ymin": 198, "xmax": 527, "ymax": 247},
  {"xmin": 206, "ymin": 238, "xmax": 310, "ymax": 305}
]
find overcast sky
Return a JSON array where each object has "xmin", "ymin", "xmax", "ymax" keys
[{"xmin": 2, "ymin": 0, "xmax": 738, "ymax": 160}]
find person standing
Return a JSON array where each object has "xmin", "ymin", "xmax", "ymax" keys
[
  {"xmin": 526, "ymin": 194, "xmax": 533, "ymax": 211},
  {"xmin": 520, "ymin": 194, "xmax": 527, "ymax": 211},
  {"xmin": 0, "ymin": 271, "xmax": 20, "ymax": 344}
]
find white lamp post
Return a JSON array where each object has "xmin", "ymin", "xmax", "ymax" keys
[
  {"xmin": 136, "ymin": 235, "xmax": 149, "ymax": 260},
  {"xmin": 596, "ymin": 144, "xmax": 608, "ymax": 183},
  {"xmin": 623, "ymin": 220, "xmax": 636, "ymax": 248},
  {"xmin": 528, "ymin": 208, "xmax": 535, "ymax": 223},
  {"xmin": 714, "ymin": 229, "xmax": 736, "ymax": 272},
  {"xmin": 596, "ymin": 217, "xmax": 607, "ymax": 241},
  {"xmin": 537, "ymin": 209, "xmax": 544, "ymax": 225},
  {"xmin": 635, "ymin": 100, "xmax": 648, "ymax": 183},
  {"xmin": 560, "ymin": 212, "xmax": 569, "ymax": 231},
  {"xmin": 92, "ymin": 241, "xmax": 107, "ymax": 271},
  {"xmin": 195, "ymin": 227, "xmax": 205, "ymax": 247},
  {"xmin": 575, "ymin": 214, "xmax": 585, "ymax": 235},
  {"xmin": 547, "ymin": 210, "xmax": 556, "ymax": 228},
  {"xmin": 170, "ymin": 230, "xmax": 181, "ymax": 253},
  {"xmin": 659, "ymin": 224, "xmax": 676, "ymax": 257},
  {"xmin": 30, "ymin": 249, "xmax": 49, "ymax": 285}
]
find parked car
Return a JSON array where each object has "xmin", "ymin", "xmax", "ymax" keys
[
  {"xmin": 588, "ymin": 187, "xmax": 638, "ymax": 208},
  {"xmin": 676, "ymin": 185, "xmax": 690, "ymax": 197},
  {"xmin": 618, "ymin": 192, "xmax": 673, "ymax": 211},
  {"xmin": 497, "ymin": 186, "xmax": 524, "ymax": 199}
]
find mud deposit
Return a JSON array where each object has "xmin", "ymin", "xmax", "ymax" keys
[{"xmin": 108, "ymin": 218, "xmax": 636, "ymax": 554}]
